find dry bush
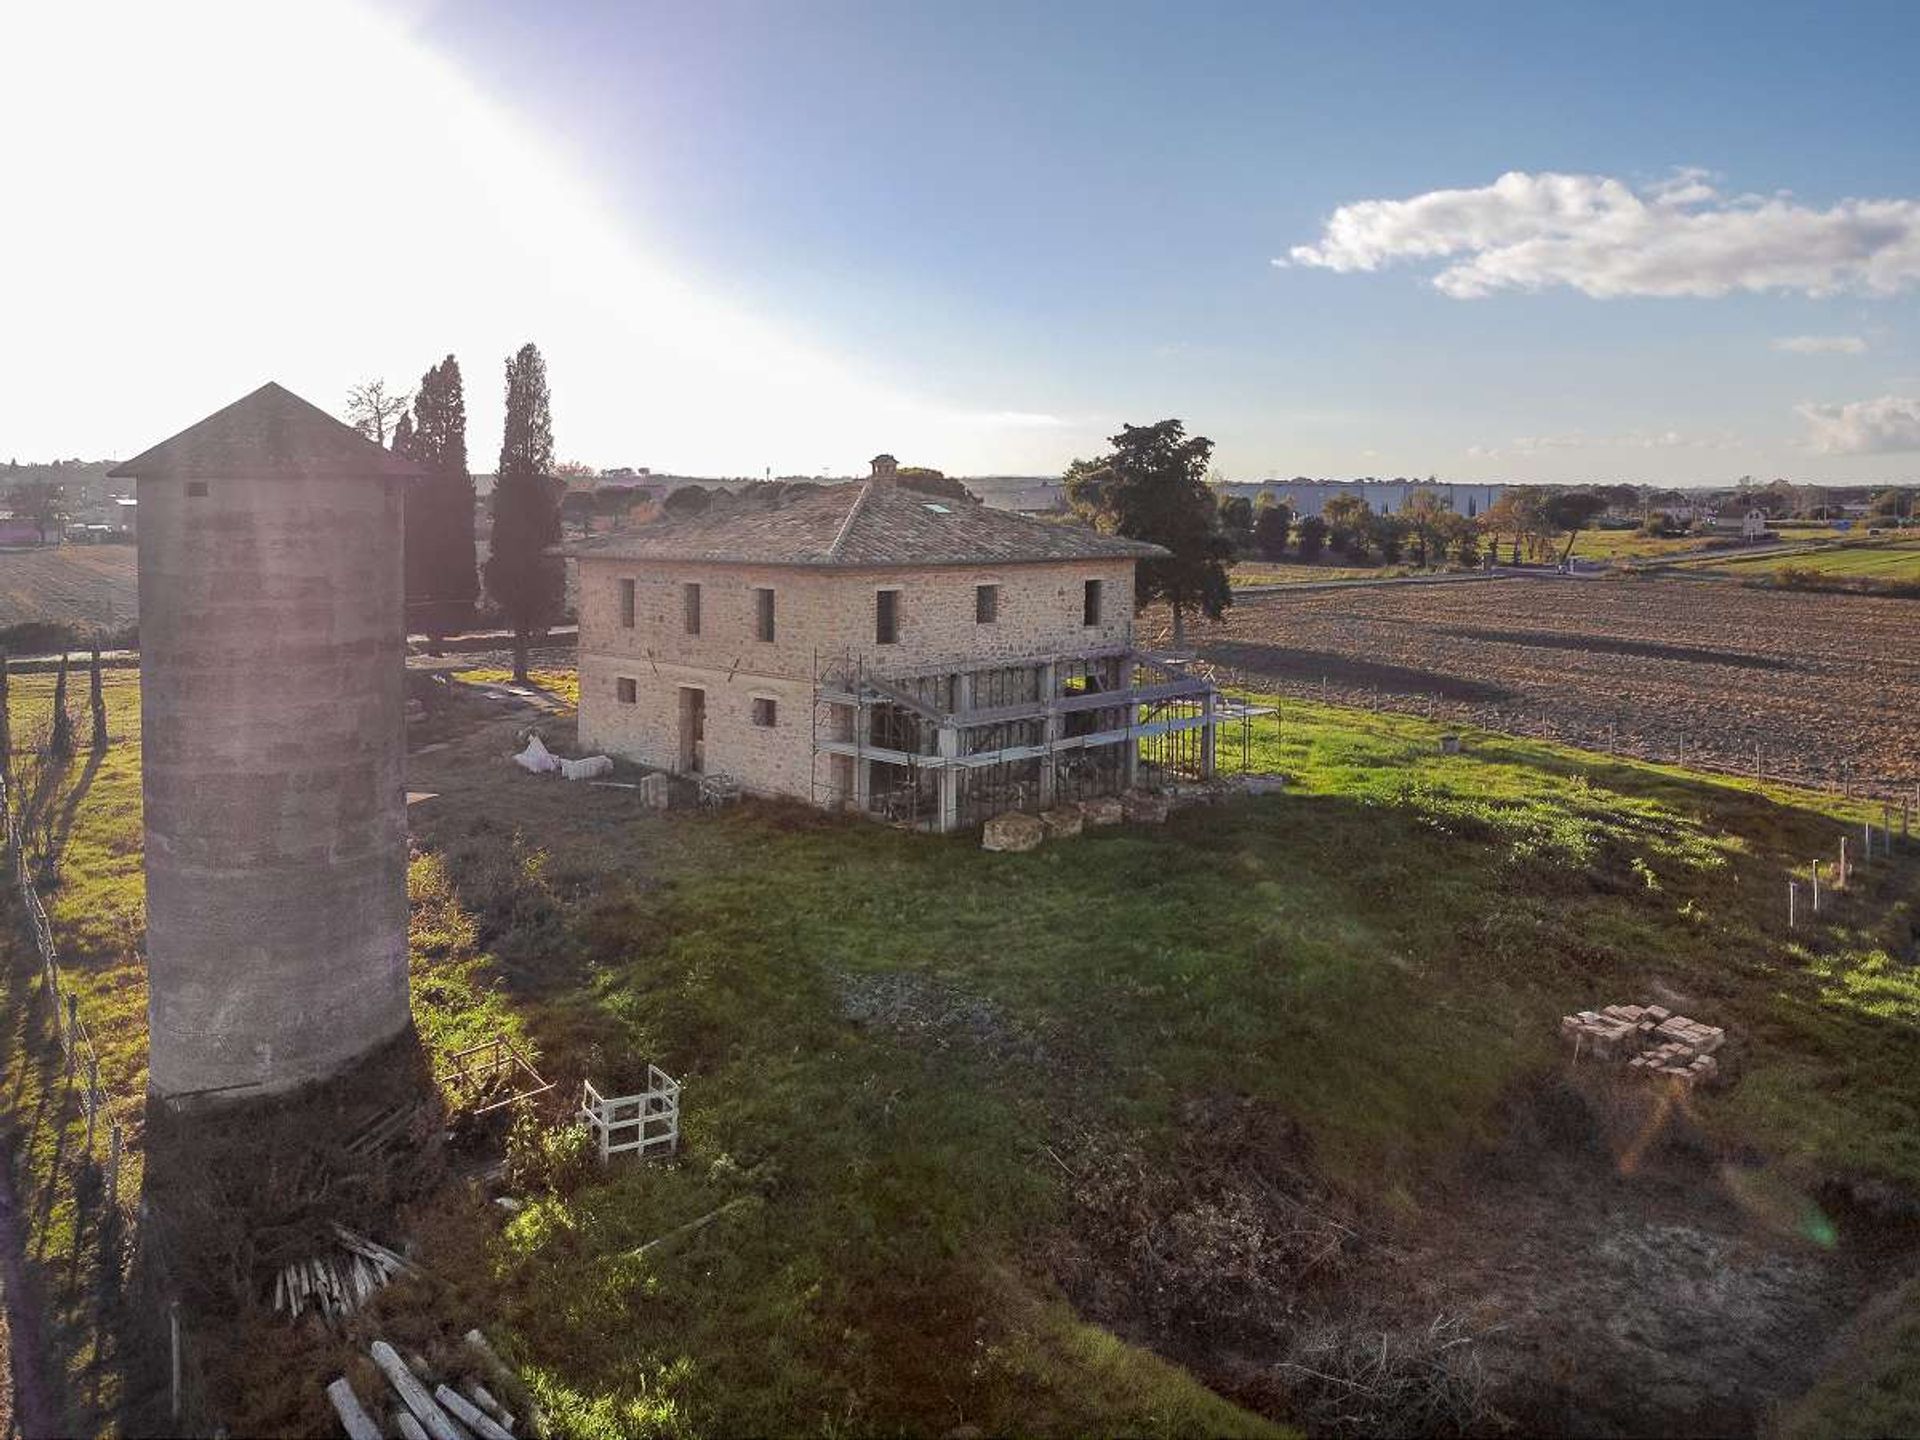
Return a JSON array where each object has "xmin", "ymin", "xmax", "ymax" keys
[{"xmin": 1260, "ymin": 1312, "xmax": 1495, "ymax": 1438}]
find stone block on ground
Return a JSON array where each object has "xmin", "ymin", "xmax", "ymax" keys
[
  {"xmin": 639, "ymin": 773, "xmax": 673, "ymax": 810},
  {"xmin": 1080, "ymin": 796, "xmax": 1125, "ymax": 827},
  {"xmin": 1122, "ymin": 791, "xmax": 1172, "ymax": 824},
  {"xmin": 1237, "ymin": 773, "xmax": 1288, "ymax": 797},
  {"xmin": 982, "ymin": 811, "xmax": 1046, "ymax": 853},
  {"xmin": 1040, "ymin": 805, "xmax": 1084, "ymax": 839}
]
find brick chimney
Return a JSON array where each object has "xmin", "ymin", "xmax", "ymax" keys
[{"xmin": 869, "ymin": 453, "xmax": 899, "ymax": 486}]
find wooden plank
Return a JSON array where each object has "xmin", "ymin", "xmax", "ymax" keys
[
  {"xmin": 370, "ymin": 1341, "xmax": 465, "ymax": 1440},
  {"xmin": 327, "ymin": 1379, "xmax": 383, "ymax": 1440},
  {"xmin": 437, "ymin": 1385, "xmax": 516, "ymax": 1440}
]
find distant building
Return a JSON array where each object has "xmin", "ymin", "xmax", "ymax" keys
[{"xmin": 1218, "ymin": 478, "xmax": 1507, "ymax": 520}]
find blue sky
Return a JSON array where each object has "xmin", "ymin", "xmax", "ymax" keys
[{"xmin": 8, "ymin": 1, "xmax": 1919, "ymax": 481}]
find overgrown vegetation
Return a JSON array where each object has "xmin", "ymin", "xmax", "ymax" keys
[{"xmin": 5, "ymin": 673, "xmax": 1919, "ymax": 1435}]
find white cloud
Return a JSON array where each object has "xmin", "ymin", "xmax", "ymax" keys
[
  {"xmin": 1772, "ymin": 335, "xmax": 1868, "ymax": 354},
  {"xmin": 1797, "ymin": 396, "xmax": 1920, "ymax": 454},
  {"xmin": 1280, "ymin": 170, "xmax": 1920, "ymax": 299}
]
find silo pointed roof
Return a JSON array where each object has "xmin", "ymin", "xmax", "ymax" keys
[{"xmin": 108, "ymin": 381, "xmax": 425, "ymax": 481}]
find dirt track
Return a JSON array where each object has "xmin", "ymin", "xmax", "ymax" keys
[{"xmin": 1185, "ymin": 575, "xmax": 1920, "ymax": 787}]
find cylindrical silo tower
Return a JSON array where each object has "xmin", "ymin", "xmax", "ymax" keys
[{"xmin": 110, "ymin": 382, "xmax": 419, "ymax": 1103}]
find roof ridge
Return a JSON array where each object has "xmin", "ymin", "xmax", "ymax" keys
[{"xmin": 826, "ymin": 478, "xmax": 878, "ymax": 561}]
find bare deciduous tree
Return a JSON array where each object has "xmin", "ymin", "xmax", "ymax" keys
[{"xmin": 344, "ymin": 378, "xmax": 413, "ymax": 446}]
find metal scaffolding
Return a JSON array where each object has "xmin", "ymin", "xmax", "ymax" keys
[{"xmin": 809, "ymin": 645, "xmax": 1222, "ymax": 833}]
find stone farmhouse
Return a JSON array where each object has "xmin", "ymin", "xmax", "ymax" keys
[{"xmin": 569, "ymin": 456, "xmax": 1223, "ymax": 832}]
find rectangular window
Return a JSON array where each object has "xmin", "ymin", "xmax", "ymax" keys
[
  {"xmin": 682, "ymin": 582, "xmax": 701, "ymax": 636},
  {"xmin": 975, "ymin": 583, "xmax": 999, "ymax": 624},
  {"xmin": 753, "ymin": 587, "xmax": 776, "ymax": 642},
  {"xmin": 616, "ymin": 676, "xmax": 638, "ymax": 704},
  {"xmin": 751, "ymin": 697, "xmax": 777, "ymax": 727},
  {"xmin": 1083, "ymin": 578, "xmax": 1103, "ymax": 627},
  {"xmin": 186, "ymin": 481, "xmax": 209, "ymax": 498},
  {"xmin": 875, "ymin": 589, "xmax": 900, "ymax": 645},
  {"xmin": 619, "ymin": 578, "xmax": 636, "ymax": 628}
]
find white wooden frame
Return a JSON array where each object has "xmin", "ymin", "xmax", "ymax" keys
[{"xmin": 580, "ymin": 1067, "xmax": 680, "ymax": 1162}]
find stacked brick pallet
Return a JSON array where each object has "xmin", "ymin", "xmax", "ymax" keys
[{"xmin": 1560, "ymin": 1003, "xmax": 1727, "ymax": 1088}]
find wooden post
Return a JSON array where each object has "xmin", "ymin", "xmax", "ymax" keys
[
  {"xmin": 1037, "ymin": 660, "xmax": 1060, "ymax": 807},
  {"xmin": 170, "ymin": 1300, "xmax": 182, "ymax": 1424},
  {"xmin": 65, "ymin": 992, "xmax": 77, "ymax": 1056},
  {"xmin": 935, "ymin": 723, "xmax": 958, "ymax": 834},
  {"xmin": 1119, "ymin": 655, "xmax": 1139, "ymax": 789},
  {"xmin": 1812, "ymin": 861, "xmax": 1821, "ymax": 912},
  {"xmin": 107, "ymin": 1124, "xmax": 121, "ymax": 1205},
  {"xmin": 1839, "ymin": 836, "xmax": 1849, "ymax": 888},
  {"xmin": 1788, "ymin": 880, "xmax": 1797, "ymax": 929},
  {"xmin": 1199, "ymin": 687, "xmax": 1217, "ymax": 779},
  {"xmin": 85, "ymin": 1055, "xmax": 99, "ymax": 1151}
]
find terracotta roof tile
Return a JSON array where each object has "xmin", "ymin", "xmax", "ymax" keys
[
  {"xmin": 109, "ymin": 381, "xmax": 425, "ymax": 481},
  {"xmin": 565, "ymin": 480, "xmax": 1165, "ymax": 567}
]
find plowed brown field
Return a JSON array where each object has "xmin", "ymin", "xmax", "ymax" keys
[
  {"xmin": 0, "ymin": 545, "xmax": 137, "ymax": 635},
  {"xmin": 1187, "ymin": 574, "xmax": 1920, "ymax": 787}
]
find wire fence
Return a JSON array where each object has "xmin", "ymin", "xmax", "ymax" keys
[
  {"xmin": 1197, "ymin": 661, "xmax": 1920, "ymax": 813},
  {"xmin": 1, "ymin": 760, "xmax": 216, "ymax": 1435}
]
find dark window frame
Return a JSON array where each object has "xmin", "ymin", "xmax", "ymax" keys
[
  {"xmin": 751, "ymin": 696, "xmax": 778, "ymax": 727},
  {"xmin": 1082, "ymin": 578, "xmax": 1103, "ymax": 627},
  {"xmin": 683, "ymin": 582, "xmax": 702, "ymax": 636},
  {"xmin": 753, "ymin": 586, "xmax": 776, "ymax": 643},
  {"xmin": 875, "ymin": 588, "xmax": 901, "ymax": 645},
  {"xmin": 616, "ymin": 676, "xmax": 638, "ymax": 704},
  {"xmin": 619, "ymin": 578, "xmax": 636, "ymax": 628},
  {"xmin": 975, "ymin": 583, "xmax": 999, "ymax": 624}
]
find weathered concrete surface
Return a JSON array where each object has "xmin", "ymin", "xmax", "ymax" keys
[{"xmin": 138, "ymin": 470, "xmax": 411, "ymax": 1100}]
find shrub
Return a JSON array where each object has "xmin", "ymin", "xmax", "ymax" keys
[{"xmin": 505, "ymin": 1112, "xmax": 598, "ymax": 1197}]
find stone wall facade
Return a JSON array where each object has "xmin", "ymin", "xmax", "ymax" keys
[{"xmin": 576, "ymin": 555, "xmax": 1138, "ymax": 801}]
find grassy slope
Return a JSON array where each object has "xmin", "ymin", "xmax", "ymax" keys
[{"xmin": 7, "ymin": 674, "xmax": 1920, "ymax": 1434}]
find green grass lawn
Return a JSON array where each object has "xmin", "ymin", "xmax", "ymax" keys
[
  {"xmin": 1230, "ymin": 560, "xmax": 1413, "ymax": 587},
  {"xmin": 6, "ymin": 672, "xmax": 1920, "ymax": 1435},
  {"xmin": 1694, "ymin": 536, "xmax": 1920, "ymax": 583}
]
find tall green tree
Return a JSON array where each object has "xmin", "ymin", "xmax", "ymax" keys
[
  {"xmin": 485, "ymin": 344, "xmax": 563, "ymax": 682},
  {"xmin": 1063, "ymin": 419, "xmax": 1232, "ymax": 649},
  {"xmin": 405, "ymin": 355, "xmax": 479, "ymax": 648},
  {"xmin": 1252, "ymin": 498, "xmax": 1291, "ymax": 560}
]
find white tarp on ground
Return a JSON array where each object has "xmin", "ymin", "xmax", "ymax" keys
[
  {"xmin": 512, "ymin": 733, "xmax": 559, "ymax": 774},
  {"xmin": 558, "ymin": 754, "xmax": 614, "ymax": 782}
]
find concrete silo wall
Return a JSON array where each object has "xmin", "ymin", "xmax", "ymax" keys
[{"xmin": 139, "ymin": 471, "xmax": 411, "ymax": 1100}]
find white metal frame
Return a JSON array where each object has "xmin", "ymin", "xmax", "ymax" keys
[{"xmin": 580, "ymin": 1067, "xmax": 681, "ymax": 1162}]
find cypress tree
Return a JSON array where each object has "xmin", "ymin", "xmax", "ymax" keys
[
  {"xmin": 484, "ymin": 344, "xmax": 562, "ymax": 683},
  {"xmin": 407, "ymin": 356, "xmax": 479, "ymax": 649},
  {"xmin": 89, "ymin": 644, "xmax": 107, "ymax": 750},
  {"xmin": 49, "ymin": 654, "xmax": 73, "ymax": 762}
]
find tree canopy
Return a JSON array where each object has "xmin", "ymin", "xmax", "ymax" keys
[
  {"xmin": 1063, "ymin": 419, "xmax": 1231, "ymax": 648},
  {"xmin": 402, "ymin": 355, "xmax": 479, "ymax": 645},
  {"xmin": 483, "ymin": 344, "xmax": 563, "ymax": 681}
]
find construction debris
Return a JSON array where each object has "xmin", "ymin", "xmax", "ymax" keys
[
  {"xmin": 1559, "ymin": 1002, "xmax": 1727, "ymax": 1087},
  {"xmin": 557, "ymin": 753, "xmax": 614, "ymax": 781},
  {"xmin": 275, "ymin": 1227, "xmax": 415, "ymax": 1324},
  {"xmin": 1039, "ymin": 805, "xmax": 1084, "ymax": 839}
]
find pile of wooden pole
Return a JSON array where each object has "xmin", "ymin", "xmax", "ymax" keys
[
  {"xmin": 274, "ymin": 1226, "xmax": 420, "ymax": 1324},
  {"xmin": 326, "ymin": 1331, "xmax": 541, "ymax": 1440}
]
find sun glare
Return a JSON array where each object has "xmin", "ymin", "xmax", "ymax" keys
[{"xmin": 2, "ymin": 0, "xmax": 1029, "ymax": 471}]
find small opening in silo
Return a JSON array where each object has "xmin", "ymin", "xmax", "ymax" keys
[{"xmin": 187, "ymin": 481, "xmax": 209, "ymax": 497}]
